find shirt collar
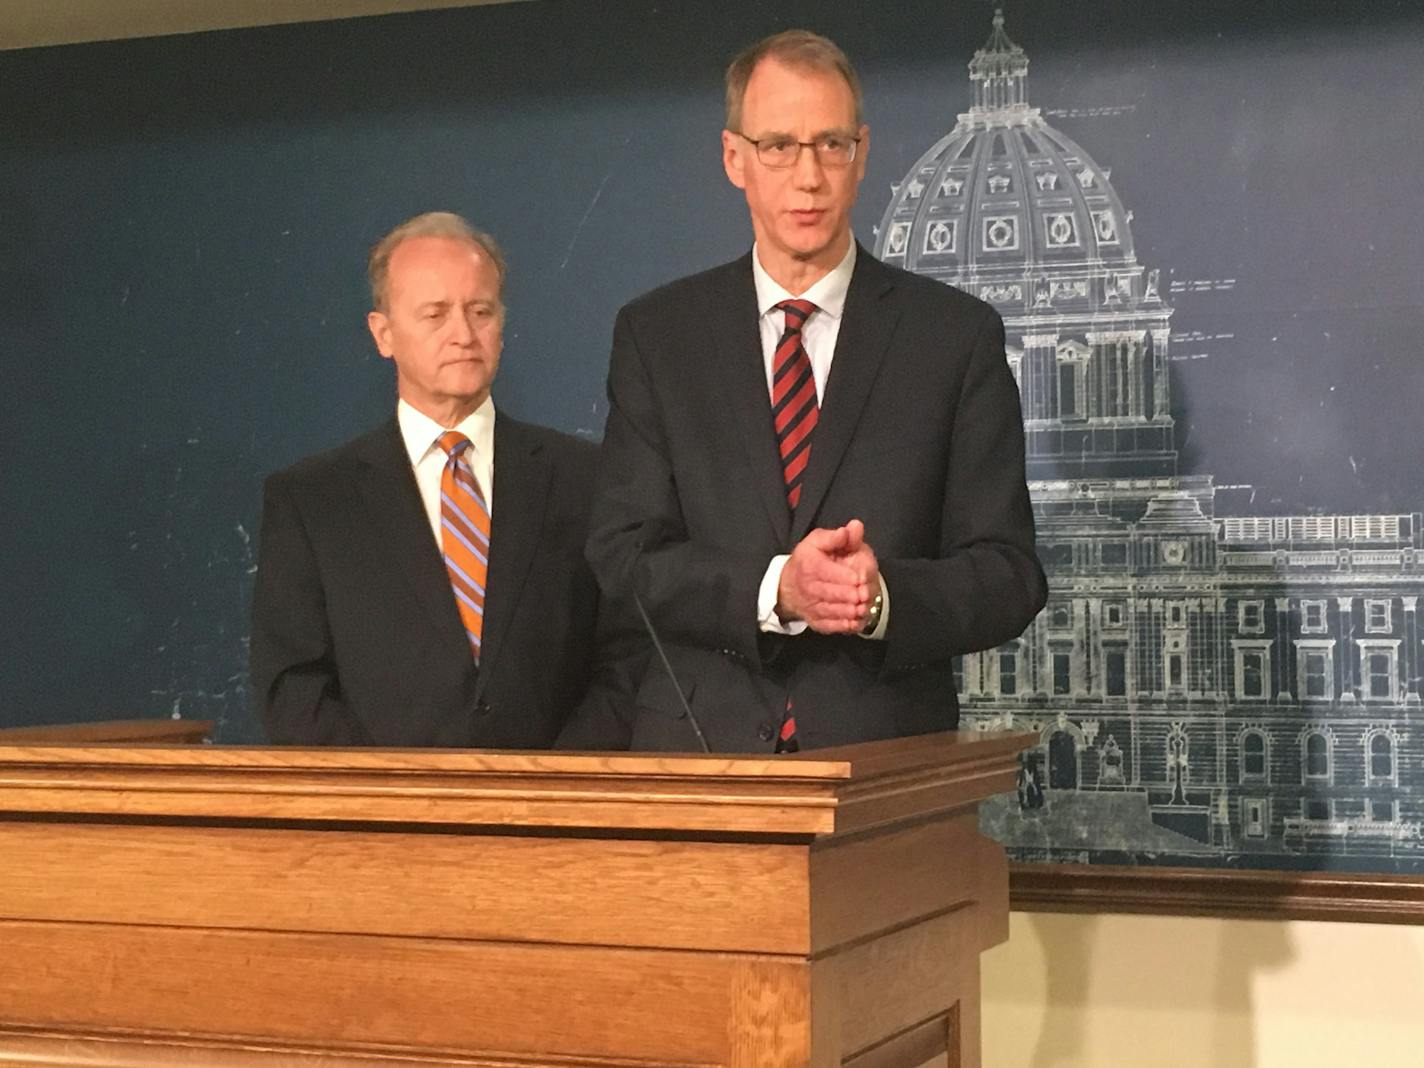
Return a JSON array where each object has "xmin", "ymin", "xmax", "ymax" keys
[
  {"xmin": 751, "ymin": 239, "xmax": 857, "ymax": 321},
  {"xmin": 397, "ymin": 396, "xmax": 496, "ymax": 467}
]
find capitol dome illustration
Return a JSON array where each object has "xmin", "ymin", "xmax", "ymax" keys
[
  {"xmin": 875, "ymin": 9, "xmax": 1175, "ymax": 481},
  {"xmin": 874, "ymin": 10, "xmax": 1424, "ymax": 871}
]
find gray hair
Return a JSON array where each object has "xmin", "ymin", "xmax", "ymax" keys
[
  {"xmin": 367, "ymin": 211, "xmax": 507, "ymax": 311},
  {"xmin": 725, "ymin": 29, "xmax": 863, "ymax": 133}
]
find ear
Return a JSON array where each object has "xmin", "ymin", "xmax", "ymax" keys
[
  {"xmin": 853, "ymin": 123, "xmax": 870, "ymax": 184},
  {"xmin": 722, "ymin": 128, "xmax": 748, "ymax": 191},
  {"xmin": 367, "ymin": 310, "xmax": 394, "ymax": 360}
]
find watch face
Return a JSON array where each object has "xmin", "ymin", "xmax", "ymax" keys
[{"xmin": 1162, "ymin": 540, "xmax": 1187, "ymax": 565}]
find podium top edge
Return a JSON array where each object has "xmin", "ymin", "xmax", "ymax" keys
[
  {"xmin": 0, "ymin": 731, "xmax": 1033, "ymax": 836},
  {"xmin": 0, "ymin": 730, "xmax": 1035, "ymax": 782}
]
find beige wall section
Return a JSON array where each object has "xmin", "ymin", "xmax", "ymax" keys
[
  {"xmin": 983, "ymin": 911, "xmax": 1424, "ymax": 1067},
  {"xmin": 0, "ymin": 0, "xmax": 527, "ymax": 51}
]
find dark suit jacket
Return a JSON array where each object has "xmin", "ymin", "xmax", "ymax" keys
[
  {"xmin": 581, "ymin": 246, "xmax": 1047, "ymax": 752},
  {"xmin": 251, "ymin": 412, "xmax": 641, "ymax": 748}
]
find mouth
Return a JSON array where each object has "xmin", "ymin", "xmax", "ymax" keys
[{"xmin": 788, "ymin": 209, "xmax": 825, "ymax": 224}]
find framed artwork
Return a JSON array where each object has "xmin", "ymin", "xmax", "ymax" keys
[{"xmin": 872, "ymin": 6, "xmax": 1424, "ymax": 921}]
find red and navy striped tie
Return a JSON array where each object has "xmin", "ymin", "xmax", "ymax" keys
[
  {"xmin": 437, "ymin": 431, "xmax": 490, "ymax": 663},
  {"xmin": 771, "ymin": 299, "xmax": 819, "ymax": 511},
  {"xmin": 771, "ymin": 300, "xmax": 819, "ymax": 753}
]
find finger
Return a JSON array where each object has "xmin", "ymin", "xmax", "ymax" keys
[
  {"xmin": 837, "ymin": 545, "xmax": 877, "ymax": 585},
  {"xmin": 804, "ymin": 580, "xmax": 865, "ymax": 607},
  {"xmin": 806, "ymin": 614, "xmax": 864, "ymax": 634},
  {"xmin": 804, "ymin": 595, "xmax": 864, "ymax": 619}
]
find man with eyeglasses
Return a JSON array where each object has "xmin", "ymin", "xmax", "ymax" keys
[{"xmin": 578, "ymin": 30, "xmax": 1046, "ymax": 753}]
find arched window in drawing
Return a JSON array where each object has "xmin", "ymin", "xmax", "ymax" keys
[
  {"xmin": 1366, "ymin": 731, "xmax": 1397, "ymax": 785},
  {"xmin": 1302, "ymin": 729, "xmax": 1332, "ymax": 783},
  {"xmin": 1239, "ymin": 729, "xmax": 1269, "ymax": 783}
]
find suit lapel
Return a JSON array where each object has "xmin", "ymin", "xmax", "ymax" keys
[
  {"xmin": 705, "ymin": 255, "xmax": 793, "ymax": 547},
  {"xmin": 474, "ymin": 414, "xmax": 549, "ymax": 699},
  {"xmin": 790, "ymin": 247, "xmax": 899, "ymax": 543},
  {"xmin": 355, "ymin": 419, "xmax": 465, "ymax": 636}
]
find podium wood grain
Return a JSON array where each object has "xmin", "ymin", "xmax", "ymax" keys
[{"xmin": 0, "ymin": 732, "xmax": 1029, "ymax": 1067}]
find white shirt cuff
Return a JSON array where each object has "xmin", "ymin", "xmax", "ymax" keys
[{"xmin": 758, "ymin": 555, "xmax": 808, "ymax": 635}]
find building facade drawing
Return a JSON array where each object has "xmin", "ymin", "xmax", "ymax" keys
[{"xmin": 874, "ymin": 11, "xmax": 1424, "ymax": 871}]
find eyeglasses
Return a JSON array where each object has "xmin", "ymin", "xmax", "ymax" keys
[{"xmin": 735, "ymin": 132, "xmax": 861, "ymax": 169}]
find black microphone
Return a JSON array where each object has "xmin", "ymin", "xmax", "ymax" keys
[{"xmin": 628, "ymin": 580, "xmax": 711, "ymax": 755}]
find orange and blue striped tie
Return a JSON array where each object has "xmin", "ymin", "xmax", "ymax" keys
[
  {"xmin": 437, "ymin": 432, "xmax": 490, "ymax": 662},
  {"xmin": 772, "ymin": 299, "xmax": 819, "ymax": 510}
]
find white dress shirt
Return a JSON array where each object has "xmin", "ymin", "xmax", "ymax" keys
[
  {"xmin": 397, "ymin": 397, "xmax": 496, "ymax": 546},
  {"xmin": 750, "ymin": 242, "xmax": 889, "ymax": 639}
]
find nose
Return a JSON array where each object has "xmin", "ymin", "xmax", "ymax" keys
[
  {"xmin": 451, "ymin": 311, "xmax": 477, "ymax": 346},
  {"xmin": 791, "ymin": 143, "xmax": 826, "ymax": 190}
]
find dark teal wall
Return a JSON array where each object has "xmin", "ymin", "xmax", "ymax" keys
[{"xmin": 2, "ymin": 0, "xmax": 1420, "ymax": 740}]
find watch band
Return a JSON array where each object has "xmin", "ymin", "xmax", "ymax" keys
[{"xmin": 860, "ymin": 590, "xmax": 884, "ymax": 636}]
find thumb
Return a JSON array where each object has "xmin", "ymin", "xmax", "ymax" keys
[
  {"xmin": 805, "ymin": 525, "xmax": 851, "ymax": 553},
  {"xmin": 843, "ymin": 518, "xmax": 865, "ymax": 551}
]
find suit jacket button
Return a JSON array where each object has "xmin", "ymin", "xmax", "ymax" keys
[
  {"xmin": 475, "ymin": 701, "xmax": 493, "ymax": 717},
  {"xmin": 757, "ymin": 722, "xmax": 776, "ymax": 743}
]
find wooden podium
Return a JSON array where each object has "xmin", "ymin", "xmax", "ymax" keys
[{"xmin": 0, "ymin": 732, "xmax": 1028, "ymax": 1068}]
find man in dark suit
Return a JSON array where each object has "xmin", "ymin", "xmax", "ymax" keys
[
  {"xmin": 581, "ymin": 31, "xmax": 1047, "ymax": 753},
  {"xmin": 251, "ymin": 212, "xmax": 640, "ymax": 747}
]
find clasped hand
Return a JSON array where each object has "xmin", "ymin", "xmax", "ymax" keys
[{"xmin": 775, "ymin": 518, "xmax": 880, "ymax": 634}]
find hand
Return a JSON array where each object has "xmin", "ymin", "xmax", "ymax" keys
[
  {"xmin": 777, "ymin": 521, "xmax": 879, "ymax": 634},
  {"xmin": 838, "ymin": 520, "xmax": 882, "ymax": 632}
]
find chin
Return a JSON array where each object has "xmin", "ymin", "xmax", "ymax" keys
[
  {"xmin": 444, "ymin": 368, "xmax": 489, "ymax": 391},
  {"xmin": 783, "ymin": 228, "xmax": 837, "ymax": 257}
]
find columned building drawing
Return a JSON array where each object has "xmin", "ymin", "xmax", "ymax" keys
[{"xmin": 874, "ymin": 11, "xmax": 1424, "ymax": 870}]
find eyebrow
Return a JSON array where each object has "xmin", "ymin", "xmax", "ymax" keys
[
  {"xmin": 749, "ymin": 126, "xmax": 857, "ymax": 140},
  {"xmin": 414, "ymin": 298, "xmax": 498, "ymax": 311}
]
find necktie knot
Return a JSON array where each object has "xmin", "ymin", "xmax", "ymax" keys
[
  {"xmin": 437, "ymin": 431, "xmax": 472, "ymax": 460},
  {"xmin": 776, "ymin": 299, "xmax": 817, "ymax": 333}
]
